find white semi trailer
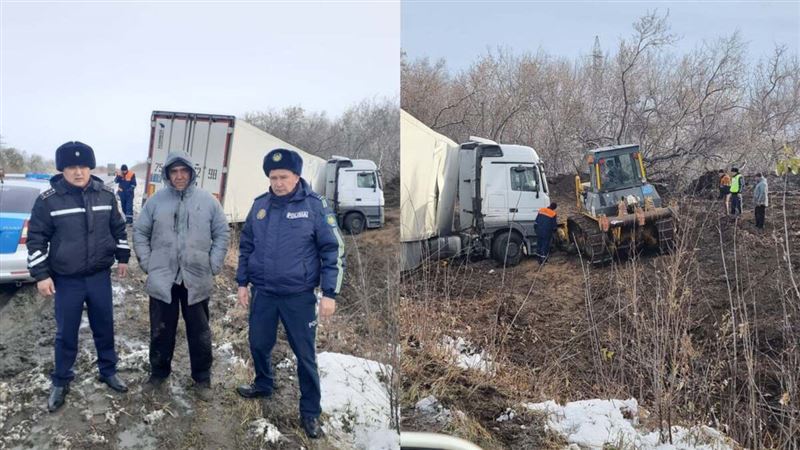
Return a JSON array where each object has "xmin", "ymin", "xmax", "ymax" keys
[
  {"xmin": 143, "ymin": 111, "xmax": 384, "ymax": 233},
  {"xmin": 401, "ymin": 110, "xmax": 553, "ymax": 269}
]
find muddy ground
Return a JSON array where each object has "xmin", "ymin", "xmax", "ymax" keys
[
  {"xmin": 0, "ymin": 209, "xmax": 400, "ymax": 450},
  {"xmin": 400, "ymin": 174, "xmax": 800, "ymax": 449}
]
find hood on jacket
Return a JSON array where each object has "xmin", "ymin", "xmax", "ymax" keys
[{"xmin": 162, "ymin": 150, "xmax": 197, "ymax": 189}]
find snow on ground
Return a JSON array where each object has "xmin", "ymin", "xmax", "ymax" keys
[
  {"xmin": 318, "ymin": 352, "xmax": 398, "ymax": 450},
  {"xmin": 249, "ymin": 418, "xmax": 282, "ymax": 445},
  {"xmin": 441, "ymin": 335, "xmax": 494, "ymax": 374},
  {"xmin": 520, "ymin": 399, "xmax": 735, "ymax": 450}
]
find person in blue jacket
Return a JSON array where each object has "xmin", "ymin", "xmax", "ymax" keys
[
  {"xmin": 27, "ymin": 142, "xmax": 130, "ymax": 412},
  {"xmin": 114, "ymin": 164, "xmax": 136, "ymax": 224},
  {"xmin": 534, "ymin": 202, "xmax": 558, "ymax": 265},
  {"xmin": 235, "ymin": 148, "xmax": 345, "ymax": 439}
]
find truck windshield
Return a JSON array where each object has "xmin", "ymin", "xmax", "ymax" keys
[
  {"xmin": 357, "ymin": 172, "xmax": 376, "ymax": 189},
  {"xmin": 510, "ymin": 166, "xmax": 539, "ymax": 192}
]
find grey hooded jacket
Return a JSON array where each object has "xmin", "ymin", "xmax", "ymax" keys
[
  {"xmin": 753, "ymin": 178, "xmax": 769, "ymax": 207},
  {"xmin": 133, "ymin": 151, "xmax": 230, "ymax": 305}
]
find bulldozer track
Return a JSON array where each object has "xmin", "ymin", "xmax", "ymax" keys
[
  {"xmin": 568, "ymin": 215, "xmax": 611, "ymax": 266},
  {"xmin": 655, "ymin": 216, "xmax": 676, "ymax": 253}
]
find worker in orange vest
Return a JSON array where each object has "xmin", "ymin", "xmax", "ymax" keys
[
  {"xmin": 114, "ymin": 164, "xmax": 137, "ymax": 224},
  {"xmin": 718, "ymin": 169, "xmax": 731, "ymax": 213},
  {"xmin": 534, "ymin": 202, "xmax": 558, "ymax": 265}
]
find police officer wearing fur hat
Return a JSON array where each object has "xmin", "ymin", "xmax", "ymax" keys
[
  {"xmin": 26, "ymin": 141, "xmax": 130, "ymax": 412},
  {"xmin": 235, "ymin": 148, "xmax": 345, "ymax": 439}
]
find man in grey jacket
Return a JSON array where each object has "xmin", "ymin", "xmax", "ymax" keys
[
  {"xmin": 133, "ymin": 151, "xmax": 229, "ymax": 397},
  {"xmin": 753, "ymin": 173, "xmax": 769, "ymax": 229}
]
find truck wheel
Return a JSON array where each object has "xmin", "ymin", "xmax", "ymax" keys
[
  {"xmin": 344, "ymin": 213, "xmax": 365, "ymax": 235},
  {"xmin": 492, "ymin": 232, "xmax": 523, "ymax": 266}
]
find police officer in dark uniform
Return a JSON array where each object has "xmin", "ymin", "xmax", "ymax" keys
[
  {"xmin": 235, "ymin": 148, "xmax": 345, "ymax": 439},
  {"xmin": 26, "ymin": 141, "xmax": 130, "ymax": 412},
  {"xmin": 114, "ymin": 163, "xmax": 137, "ymax": 224}
]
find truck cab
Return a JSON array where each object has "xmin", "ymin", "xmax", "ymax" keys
[
  {"xmin": 458, "ymin": 139, "xmax": 552, "ymax": 265},
  {"xmin": 324, "ymin": 156, "xmax": 385, "ymax": 234}
]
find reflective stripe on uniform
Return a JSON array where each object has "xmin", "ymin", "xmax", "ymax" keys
[
  {"xmin": 92, "ymin": 205, "xmax": 113, "ymax": 211},
  {"xmin": 28, "ymin": 253, "xmax": 48, "ymax": 268},
  {"xmin": 50, "ymin": 207, "xmax": 86, "ymax": 216},
  {"xmin": 28, "ymin": 250, "xmax": 42, "ymax": 260},
  {"xmin": 332, "ymin": 226, "xmax": 345, "ymax": 294}
]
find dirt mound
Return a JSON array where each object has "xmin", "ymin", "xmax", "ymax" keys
[
  {"xmin": 684, "ymin": 170, "xmax": 721, "ymax": 197},
  {"xmin": 384, "ymin": 174, "xmax": 400, "ymax": 208}
]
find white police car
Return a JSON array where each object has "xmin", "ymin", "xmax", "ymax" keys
[{"xmin": 0, "ymin": 172, "xmax": 52, "ymax": 284}]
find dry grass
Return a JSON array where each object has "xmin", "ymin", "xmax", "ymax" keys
[{"xmin": 399, "ymin": 187, "xmax": 800, "ymax": 449}]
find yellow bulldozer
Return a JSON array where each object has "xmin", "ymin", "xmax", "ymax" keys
[{"xmin": 558, "ymin": 144, "xmax": 677, "ymax": 264}]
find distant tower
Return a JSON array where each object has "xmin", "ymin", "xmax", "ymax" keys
[
  {"xmin": 592, "ymin": 36, "xmax": 603, "ymax": 69},
  {"xmin": 591, "ymin": 36, "xmax": 603, "ymax": 89}
]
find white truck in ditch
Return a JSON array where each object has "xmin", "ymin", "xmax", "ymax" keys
[
  {"xmin": 143, "ymin": 111, "xmax": 384, "ymax": 233},
  {"xmin": 400, "ymin": 110, "xmax": 553, "ymax": 269}
]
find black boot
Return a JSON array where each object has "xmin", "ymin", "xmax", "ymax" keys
[
  {"xmin": 192, "ymin": 379, "xmax": 213, "ymax": 402},
  {"xmin": 236, "ymin": 383, "xmax": 271, "ymax": 399},
  {"xmin": 47, "ymin": 384, "xmax": 69, "ymax": 412},
  {"xmin": 142, "ymin": 375, "xmax": 168, "ymax": 395},
  {"xmin": 98, "ymin": 374, "xmax": 129, "ymax": 393},
  {"xmin": 301, "ymin": 416, "xmax": 322, "ymax": 439}
]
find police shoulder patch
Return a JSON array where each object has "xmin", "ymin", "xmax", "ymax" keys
[
  {"xmin": 326, "ymin": 213, "xmax": 338, "ymax": 227},
  {"xmin": 310, "ymin": 192, "xmax": 329, "ymax": 209},
  {"xmin": 39, "ymin": 188, "xmax": 56, "ymax": 200}
]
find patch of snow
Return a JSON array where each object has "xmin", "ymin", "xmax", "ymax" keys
[
  {"xmin": 318, "ymin": 352, "xmax": 398, "ymax": 450},
  {"xmin": 441, "ymin": 336, "xmax": 494, "ymax": 374},
  {"xmin": 143, "ymin": 409, "xmax": 165, "ymax": 425},
  {"xmin": 359, "ymin": 429, "xmax": 400, "ymax": 450},
  {"xmin": 415, "ymin": 395, "xmax": 453, "ymax": 426},
  {"xmin": 249, "ymin": 418, "xmax": 282, "ymax": 444},
  {"xmin": 117, "ymin": 348, "xmax": 149, "ymax": 371},
  {"xmin": 112, "ymin": 284, "xmax": 128, "ymax": 305},
  {"xmin": 87, "ymin": 432, "xmax": 107, "ymax": 444},
  {"xmin": 276, "ymin": 357, "xmax": 295, "ymax": 370},
  {"xmin": 215, "ymin": 341, "xmax": 245, "ymax": 368},
  {"xmin": 524, "ymin": 399, "xmax": 735, "ymax": 449},
  {"xmin": 496, "ymin": 407, "xmax": 516, "ymax": 422}
]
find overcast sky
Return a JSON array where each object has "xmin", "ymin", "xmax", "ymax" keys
[
  {"xmin": 1, "ymin": 2, "xmax": 400, "ymax": 165},
  {"xmin": 403, "ymin": 2, "xmax": 799, "ymax": 71}
]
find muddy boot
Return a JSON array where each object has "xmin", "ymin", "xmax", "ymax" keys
[
  {"xmin": 142, "ymin": 376, "xmax": 167, "ymax": 395},
  {"xmin": 47, "ymin": 384, "xmax": 69, "ymax": 413},
  {"xmin": 192, "ymin": 379, "xmax": 213, "ymax": 402},
  {"xmin": 236, "ymin": 383, "xmax": 272, "ymax": 399},
  {"xmin": 301, "ymin": 416, "xmax": 322, "ymax": 439}
]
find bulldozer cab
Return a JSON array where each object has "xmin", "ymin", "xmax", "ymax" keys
[
  {"xmin": 588, "ymin": 145, "xmax": 646, "ymax": 193},
  {"xmin": 569, "ymin": 144, "xmax": 675, "ymax": 264},
  {"xmin": 577, "ymin": 144, "xmax": 660, "ymax": 219}
]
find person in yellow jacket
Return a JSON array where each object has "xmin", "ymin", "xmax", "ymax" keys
[{"xmin": 729, "ymin": 167, "xmax": 744, "ymax": 216}]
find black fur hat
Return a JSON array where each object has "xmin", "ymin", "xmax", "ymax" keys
[{"xmin": 56, "ymin": 141, "xmax": 96, "ymax": 171}]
